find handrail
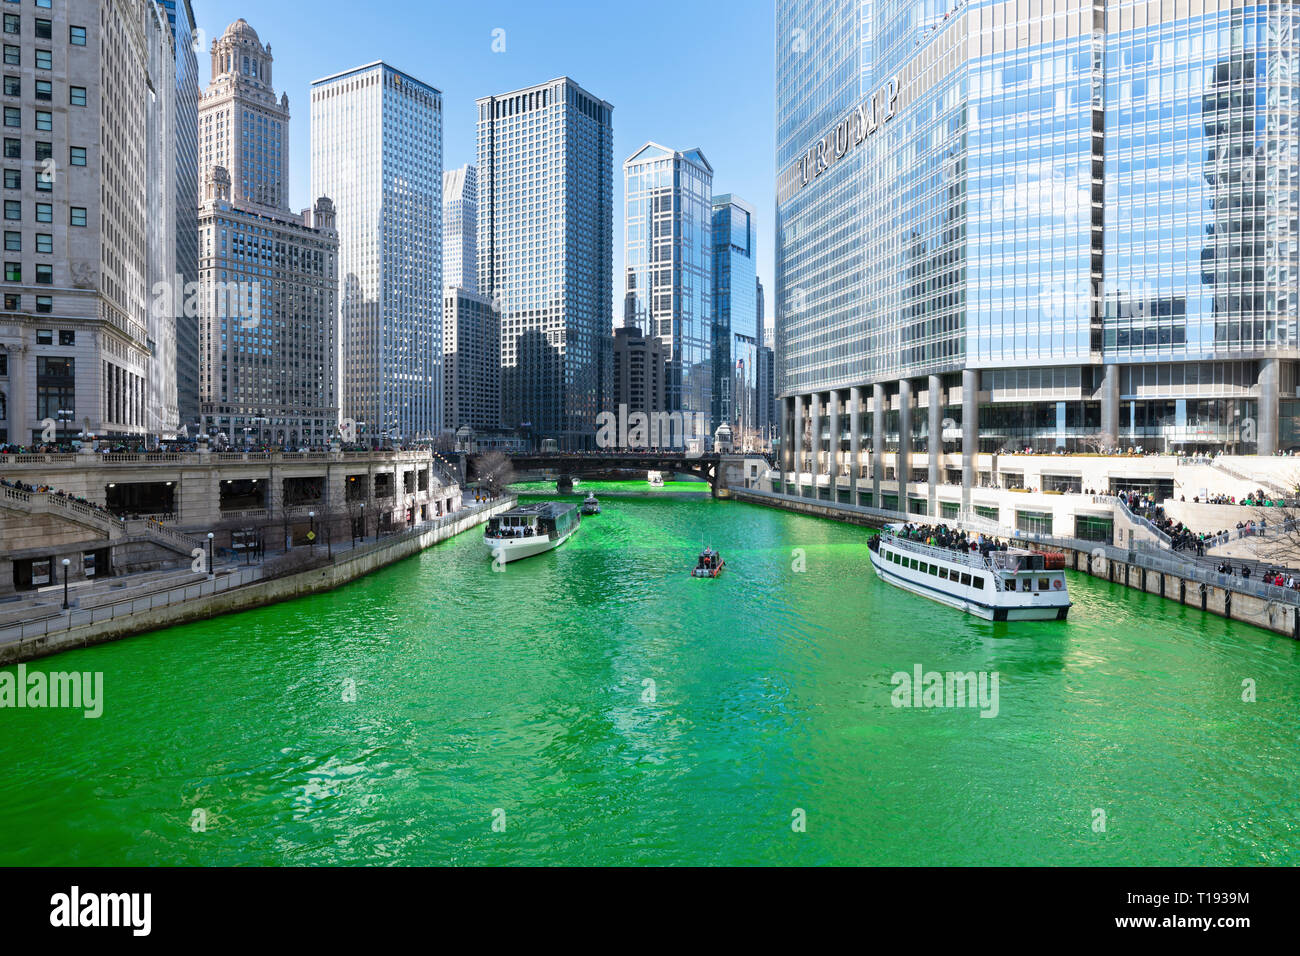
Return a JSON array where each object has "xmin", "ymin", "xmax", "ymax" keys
[{"xmin": 878, "ymin": 530, "xmax": 1006, "ymax": 590}]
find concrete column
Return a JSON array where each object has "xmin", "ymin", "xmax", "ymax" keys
[
  {"xmin": 808, "ymin": 393, "xmax": 821, "ymax": 493},
  {"xmin": 928, "ymin": 373, "xmax": 942, "ymax": 515},
  {"xmin": 792, "ymin": 394, "xmax": 804, "ymax": 494},
  {"xmin": 828, "ymin": 389, "xmax": 841, "ymax": 492},
  {"xmin": 7, "ymin": 345, "xmax": 27, "ymax": 443},
  {"xmin": 779, "ymin": 396, "xmax": 790, "ymax": 490},
  {"xmin": 872, "ymin": 383, "xmax": 885, "ymax": 506},
  {"xmin": 1100, "ymin": 364, "xmax": 1119, "ymax": 451},
  {"xmin": 1257, "ymin": 358, "xmax": 1280, "ymax": 455},
  {"xmin": 849, "ymin": 386, "xmax": 862, "ymax": 504},
  {"xmin": 961, "ymin": 368, "xmax": 979, "ymax": 512},
  {"xmin": 898, "ymin": 378, "xmax": 912, "ymax": 514}
]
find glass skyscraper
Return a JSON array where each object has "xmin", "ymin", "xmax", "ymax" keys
[
  {"xmin": 712, "ymin": 194, "xmax": 761, "ymax": 445},
  {"xmin": 776, "ymin": 0, "xmax": 1300, "ymax": 512},
  {"xmin": 624, "ymin": 143, "xmax": 713, "ymax": 438},
  {"xmin": 478, "ymin": 78, "xmax": 613, "ymax": 450},
  {"xmin": 311, "ymin": 62, "xmax": 443, "ymax": 443}
]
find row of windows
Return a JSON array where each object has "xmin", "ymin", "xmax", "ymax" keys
[
  {"xmin": 1, "ymin": 291, "xmax": 52, "ymax": 312},
  {"xmin": 2, "ymin": 16, "xmax": 84, "ymax": 46},
  {"xmin": 3, "ymin": 200, "xmax": 85, "ymax": 223},
  {"xmin": 3, "ymin": 76, "xmax": 86, "ymax": 104},
  {"xmin": 882, "ymin": 547, "xmax": 987, "ymax": 590}
]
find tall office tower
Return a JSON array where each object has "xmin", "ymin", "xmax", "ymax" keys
[
  {"xmin": 711, "ymin": 194, "xmax": 759, "ymax": 443},
  {"xmin": 443, "ymin": 164, "xmax": 477, "ymax": 293},
  {"xmin": 443, "ymin": 288, "xmax": 499, "ymax": 431},
  {"xmin": 757, "ymin": 276, "xmax": 768, "ymax": 348},
  {"xmin": 198, "ymin": 20, "xmax": 340, "ymax": 447},
  {"xmin": 0, "ymin": 0, "xmax": 173, "ymax": 445},
  {"xmin": 624, "ymin": 143, "xmax": 713, "ymax": 439},
  {"xmin": 144, "ymin": 2, "xmax": 178, "ymax": 438},
  {"xmin": 156, "ymin": 0, "xmax": 200, "ymax": 432},
  {"xmin": 775, "ymin": 0, "xmax": 1300, "ymax": 514},
  {"xmin": 477, "ymin": 78, "xmax": 614, "ymax": 451},
  {"xmin": 612, "ymin": 325, "xmax": 667, "ymax": 437},
  {"xmin": 313, "ymin": 62, "xmax": 443, "ymax": 443}
]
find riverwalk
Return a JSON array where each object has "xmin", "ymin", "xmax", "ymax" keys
[
  {"xmin": 0, "ymin": 496, "xmax": 515, "ymax": 665},
  {"xmin": 731, "ymin": 486, "xmax": 1300, "ymax": 640}
]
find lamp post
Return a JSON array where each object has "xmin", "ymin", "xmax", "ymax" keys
[
  {"xmin": 360, "ymin": 502, "xmax": 366, "ymax": 543},
  {"xmin": 61, "ymin": 557, "xmax": 70, "ymax": 609},
  {"xmin": 309, "ymin": 510, "xmax": 316, "ymax": 551},
  {"xmin": 206, "ymin": 532, "xmax": 215, "ymax": 577}
]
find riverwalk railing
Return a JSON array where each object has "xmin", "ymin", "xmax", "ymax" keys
[{"xmin": 0, "ymin": 496, "xmax": 514, "ymax": 649}]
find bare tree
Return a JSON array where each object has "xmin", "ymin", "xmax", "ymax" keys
[{"xmin": 474, "ymin": 451, "xmax": 516, "ymax": 496}]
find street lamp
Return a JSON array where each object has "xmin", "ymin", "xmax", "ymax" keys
[
  {"xmin": 308, "ymin": 510, "xmax": 316, "ymax": 551},
  {"xmin": 61, "ymin": 558, "xmax": 70, "ymax": 610},
  {"xmin": 206, "ymin": 532, "xmax": 215, "ymax": 577},
  {"xmin": 359, "ymin": 502, "xmax": 366, "ymax": 543}
]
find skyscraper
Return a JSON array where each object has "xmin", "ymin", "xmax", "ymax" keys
[
  {"xmin": 477, "ymin": 78, "xmax": 613, "ymax": 451},
  {"xmin": 198, "ymin": 20, "xmax": 340, "ymax": 448},
  {"xmin": 443, "ymin": 164, "xmax": 477, "ymax": 294},
  {"xmin": 312, "ymin": 62, "xmax": 443, "ymax": 444},
  {"xmin": 156, "ymin": 0, "xmax": 200, "ymax": 433},
  {"xmin": 623, "ymin": 143, "xmax": 713, "ymax": 440},
  {"xmin": 144, "ymin": 1, "xmax": 179, "ymax": 438},
  {"xmin": 443, "ymin": 287, "xmax": 499, "ymax": 431},
  {"xmin": 711, "ymin": 193, "xmax": 758, "ymax": 444},
  {"xmin": 776, "ymin": 0, "xmax": 1300, "ymax": 515},
  {"xmin": 0, "ymin": 0, "xmax": 173, "ymax": 445}
]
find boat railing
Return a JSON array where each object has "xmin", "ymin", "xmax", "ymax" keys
[{"xmin": 878, "ymin": 531, "xmax": 1007, "ymax": 590}]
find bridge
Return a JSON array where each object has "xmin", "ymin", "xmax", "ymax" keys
[{"xmin": 468, "ymin": 451, "xmax": 728, "ymax": 495}]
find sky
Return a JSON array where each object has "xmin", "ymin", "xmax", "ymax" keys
[{"xmin": 197, "ymin": 0, "xmax": 777, "ymax": 310}]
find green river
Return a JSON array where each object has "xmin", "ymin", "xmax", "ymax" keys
[{"xmin": 1, "ymin": 480, "xmax": 1298, "ymax": 866}]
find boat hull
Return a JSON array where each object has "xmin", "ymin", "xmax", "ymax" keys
[
  {"xmin": 868, "ymin": 547, "xmax": 1070, "ymax": 621},
  {"xmin": 485, "ymin": 521, "xmax": 579, "ymax": 564}
]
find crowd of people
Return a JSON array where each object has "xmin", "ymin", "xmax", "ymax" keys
[
  {"xmin": 893, "ymin": 522, "xmax": 1010, "ymax": 557},
  {"xmin": 0, "ymin": 476, "xmax": 119, "ymax": 520},
  {"xmin": 1214, "ymin": 561, "xmax": 1300, "ymax": 590}
]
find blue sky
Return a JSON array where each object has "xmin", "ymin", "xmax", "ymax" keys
[{"xmin": 197, "ymin": 0, "xmax": 777, "ymax": 308}]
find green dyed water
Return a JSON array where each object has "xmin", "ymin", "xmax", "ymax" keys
[{"xmin": 2, "ymin": 482, "xmax": 1297, "ymax": 866}]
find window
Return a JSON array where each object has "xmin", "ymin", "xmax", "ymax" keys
[
  {"xmin": 34, "ymin": 171, "xmax": 49, "ymax": 191},
  {"xmin": 69, "ymin": 206, "xmax": 85, "ymax": 226},
  {"xmin": 2, "ymin": 293, "xmax": 16, "ymax": 311},
  {"xmin": 2, "ymin": 138, "xmax": 16, "ymax": 158},
  {"xmin": 3, "ymin": 168, "xmax": 16, "ymax": 188},
  {"xmin": 3, "ymin": 230, "xmax": 16, "ymax": 250},
  {"xmin": 69, "ymin": 146, "xmax": 85, "ymax": 166},
  {"xmin": 34, "ymin": 19, "xmax": 51, "ymax": 40},
  {"xmin": 35, "ymin": 50, "xmax": 50, "ymax": 70},
  {"xmin": 34, "ymin": 263, "xmax": 50, "ymax": 283},
  {"xmin": 35, "ymin": 295, "xmax": 51, "ymax": 313},
  {"xmin": 3, "ymin": 106, "xmax": 17, "ymax": 127},
  {"xmin": 2, "ymin": 15, "xmax": 16, "ymax": 35},
  {"xmin": 3, "ymin": 199, "xmax": 17, "ymax": 219},
  {"xmin": 69, "ymin": 26, "xmax": 86, "ymax": 47},
  {"xmin": 2, "ymin": 76, "xmax": 17, "ymax": 96},
  {"xmin": 34, "ymin": 110, "xmax": 51, "ymax": 131},
  {"xmin": 35, "ymin": 329, "xmax": 51, "ymax": 344},
  {"xmin": 34, "ymin": 141, "xmax": 50, "ymax": 160},
  {"xmin": 69, "ymin": 86, "xmax": 85, "ymax": 106},
  {"xmin": 2, "ymin": 46, "xmax": 16, "ymax": 66},
  {"xmin": 58, "ymin": 329, "xmax": 72, "ymax": 345},
  {"xmin": 34, "ymin": 79, "xmax": 50, "ymax": 101},
  {"xmin": 3, "ymin": 261, "xmax": 18, "ymax": 281},
  {"xmin": 973, "ymin": 576, "xmax": 985, "ymax": 590},
  {"xmin": 35, "ymin": 202, "xmax": 51, "ymax": 222},
  {"xmin": 35, "ymin": 232, "xmax": 50, "ymax": 253}
]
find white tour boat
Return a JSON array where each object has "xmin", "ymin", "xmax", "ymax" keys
[
  {"xmin": 868, "ymin": 524, "xmax": 1071, "ymax": 621},
  {"xmin": 485, "ymin": 502, "xmax": 580, "ymax": 564},
  {"xmin": 647, "ymin": 470, "xmax": 665, "ymax": 488},
  {"xmin": 581, "ymin": 493, "xmax": 601, "ymax": 515}
]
